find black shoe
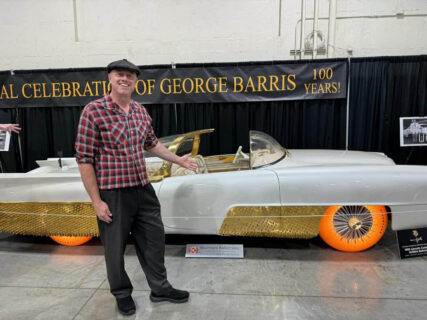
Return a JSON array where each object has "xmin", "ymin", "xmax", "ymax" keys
[
  {"xmin": 150, "ymin": 288, "xmax": 190, "ymax": 303},
  {"xmin": 116, "ymin": 296, "xmax": 136, "ymax": 316}
]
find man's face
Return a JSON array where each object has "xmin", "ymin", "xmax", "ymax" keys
[{"xmin": 108, "ymin": 69, "xmax": 137, "ymax": 96}]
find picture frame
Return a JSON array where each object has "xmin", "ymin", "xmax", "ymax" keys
[{"xmin": 400, "ymin": 116, "xmax": 427, "ymax": 147}]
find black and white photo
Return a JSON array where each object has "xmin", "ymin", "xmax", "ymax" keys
[{"xmin": 400, "ymin": 116, "xmax": 427, "ymax": 147}]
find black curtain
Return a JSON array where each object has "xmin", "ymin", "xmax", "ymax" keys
[
  {"xmin": 146, "ymin": 104, "xmax": 177, "ymax": 138},
  {"xmin": 17, "ymin": 106, "xmax": 83, "ymax": 171},
  {"xmin": 175, "ymin": 99, "xmax": 346, "ymax": 156},
  {"xmin": 349, "ymin": 55, "xmax": 427, "ymax": 164},
  {"xmin": 11, "ymin": 98, "xmax": 346, "ymax": 171}
]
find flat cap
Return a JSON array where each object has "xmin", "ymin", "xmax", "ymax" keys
[{"xmin": 107, "ymin": 59, "xmax": 140, "ymax": 76}]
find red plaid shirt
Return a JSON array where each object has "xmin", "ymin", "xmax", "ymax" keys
[{"xmin": 75, "ymin": 94, "xmax": 158, "ymax": 190}]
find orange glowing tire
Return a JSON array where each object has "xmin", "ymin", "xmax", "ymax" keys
[
  {"xmin": 319, "ymin": 205, "xmax": 388, "ymax": 252},
  {"xmin": 50, "ymin": 236, "xmax": 93, "ymax": 246}
]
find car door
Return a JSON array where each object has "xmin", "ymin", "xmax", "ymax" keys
[{"xmin": 157, "ymin": 169, "xmax": 281, "ymax": 235}]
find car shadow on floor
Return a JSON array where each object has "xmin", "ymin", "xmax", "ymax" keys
[{"xmin": 0, "ymin": 226, "xmax": 401, "ymax": 262}]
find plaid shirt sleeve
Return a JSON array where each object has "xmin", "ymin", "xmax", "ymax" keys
[
  {"xmin": 142, "ymin": 110, "xmax": 159, "ymax": 150},
  {"xmin": 75, "ymin": 106, "xmax": 99, "ymax": 164}
]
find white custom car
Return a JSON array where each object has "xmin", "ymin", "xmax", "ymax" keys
[{"xmin": 1, "ymin": 129, "xmax": 427, "ymax": 252}]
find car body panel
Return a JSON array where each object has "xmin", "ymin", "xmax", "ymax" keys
[
  {"xmin": 272, "ymin": 165, "xmax": 427, "ymax": 206},
  {"xmin": 281, "ymin": 149, "xmax": 395, "ymax": 166},
  {"xmin": 0, "ymin": 173, "xmax": 88, "ymax": 202},
  {"xmin": 158, "ymin": 169, "xmax": 280, "ymax": 234}
]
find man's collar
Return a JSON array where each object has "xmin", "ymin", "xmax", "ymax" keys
[{"xmin": 103, "ymin": 93, "xmax": 135, "ymax": 114}]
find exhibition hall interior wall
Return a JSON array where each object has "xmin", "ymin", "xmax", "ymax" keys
[
  {"xmin": 0, "ymin": 1, "xmax": 426, "ymax": 172},
  {"xmin": 1, "ymin": 0, "xmax": 426, "ymax": 69}
]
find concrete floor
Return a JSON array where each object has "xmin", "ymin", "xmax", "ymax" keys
[{"xmin": 1, "ymin": 228, "xmax": 427, "ymax": 320}]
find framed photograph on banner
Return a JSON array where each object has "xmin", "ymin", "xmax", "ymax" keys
[
  {"xmin": 0, "ymin": 130, "xmax": 11, "ymax": 152},
  {"xmin": 400, "ymin": 116, "xmax": 427, "ymax": 147}
]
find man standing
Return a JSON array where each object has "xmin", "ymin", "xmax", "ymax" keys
[{"xmin": 75, "ymin": 59, "xmax": 197, "ymax": 316}]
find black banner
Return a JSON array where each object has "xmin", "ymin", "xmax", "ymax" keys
[{"xmin": 0, "ymin": 62, "xmax": 346, "ymax": 108}]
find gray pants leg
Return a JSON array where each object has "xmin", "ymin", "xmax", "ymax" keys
[
  {"xmin": 133, "ymin": 184, "xmax": 172, "ymax": 295},
  {"xmin": 98, "ymin": 184, "xmax": 172, "ymax": 298}
]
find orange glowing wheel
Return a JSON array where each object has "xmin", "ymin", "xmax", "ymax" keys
[
  {"xmin": 50, "ymin": 236, "xmax": 93, "ymax": 246},
  {"xmin": 319, "ymin": 205, "xmax": 388, "ymax": 252}
]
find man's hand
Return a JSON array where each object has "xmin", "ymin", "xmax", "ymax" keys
[
  {"xmin": 93, "ymin": 200, "xmax": 113, "ymax": 223},
  {"xmin": 78, "ymin": 163, "xmax": 112, "ymax": 223},
  {"xmin": 179, "ymin": 154, "xmax": 198, "ymax": 171},
  {"xmin": 148, "ymin": 143, "xmax": 199, "ymax": 171},
  {"xmin": 0, "ymin": 123, "xmax": 21, "ymax": 134}
]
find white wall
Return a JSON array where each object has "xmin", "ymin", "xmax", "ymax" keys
[{"xmin": 0, "ymin": 0, "xmax": 426, "ymax": 71}]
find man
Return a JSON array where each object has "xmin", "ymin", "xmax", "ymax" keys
[{"xmin": 75, "ymin": 59, "xmax": 197, "ymax": 316}]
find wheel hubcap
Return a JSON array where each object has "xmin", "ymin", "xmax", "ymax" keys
[{"xmin": 333, "ymin": 206, "xmax": 373, "ymax": 241}]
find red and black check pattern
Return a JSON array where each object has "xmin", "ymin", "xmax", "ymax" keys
[{"xmin": 75, "ymin": 94, "xmax": 158, "ymax": 190}]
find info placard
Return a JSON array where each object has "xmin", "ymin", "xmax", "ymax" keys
[
  {"xmin": 0, "ymin": 130, "xmax": 10, "ymax": 151},
  {"xmin": 185, "ymin": 244, "xmax": 244, "ymax": 259},
  {"xmin": 396, "ymin": 227, "xmax": 427, "ymax": 259}
]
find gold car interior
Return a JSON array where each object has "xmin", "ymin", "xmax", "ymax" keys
[{"xmin": 147, "ymin": 128, "xmax": 250, "ymax": 182}]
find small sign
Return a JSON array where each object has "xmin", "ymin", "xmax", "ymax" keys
[
  {"xmin": 0, "ymin": 130, "xmax": 11, "ymax": 152},
  {"xmin": 400, "ymin": 116, "xmax": 427, "ymax": 147},
  {"xmin": 185, "ymin": 244, "xmax": 244, "ymax": 258},
  {"xmin": 396, "ymin": 227, "xmax": 427, "ymax": 259}
]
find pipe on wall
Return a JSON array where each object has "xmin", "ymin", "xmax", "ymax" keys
[
  {"xmin": 299, "ymin": 0, "xmax": 306, "ymax": 60},
  {"xmin": 312, "ymin": 0, "xmax": 319, "ymax": 59},
  {"xmin": 293, "ymin": 12, "xmax": 427, "ymax": 59},
  {"xmin": 73, "ymin": 0, "xmax": 79, "ymax": 42},
  {"xmin": 327, "ymin": 0, "xmax": 337, "ymax": 58}
]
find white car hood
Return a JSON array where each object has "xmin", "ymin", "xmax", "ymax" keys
[{"xmin": 275, "ymin": 149, "xmax": 395, "ymax": 167}]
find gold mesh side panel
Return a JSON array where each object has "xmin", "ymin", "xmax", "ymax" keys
[
  {"xmin": 0, "ymin": 202, "xmax": 98, "ymax": 236},
  {"xmin": 219, "ymin": 206, "xmax": 328, "ymax": 239},
  {"xmin": 1, "ymin": 202, "xmax": 327, "ymax": 239}
]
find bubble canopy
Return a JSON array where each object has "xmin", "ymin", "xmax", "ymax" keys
[{"xmin": 249, "ymin": 130, "xmax": 287, "ymax": 169}]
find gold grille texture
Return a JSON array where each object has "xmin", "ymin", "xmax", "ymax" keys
[
  {"xmin": 0, "ymin": 202, "xmax": 99, "ymax": 236},
  {"xmin": 1, "ymin": 202, "xmax": 327, "ymax": 239},
  {"xmin": 219, "ymin": 206, "xmax": 328, "ymax": 239}
]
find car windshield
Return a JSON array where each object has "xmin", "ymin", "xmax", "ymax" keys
[
  {"xmin": 250, "ymin": 131, "xmax": 287, "ymax": 169},
  {"xmin": 145, "ymin": 135, "xmax": 194, "ymax": 158}
]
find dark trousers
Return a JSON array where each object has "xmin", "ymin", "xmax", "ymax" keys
[{"xmin": 98, "ymin": 183, "xmax": 172, "ymax": 298}]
